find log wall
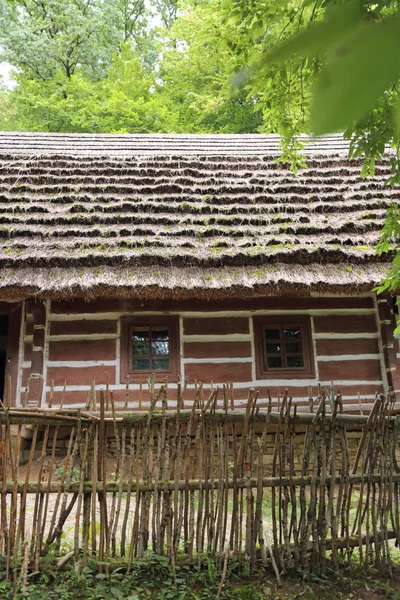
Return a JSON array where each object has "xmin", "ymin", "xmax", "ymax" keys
[{"xmin": 16, "ymin": 294, "xmax": 393, "ymax": 409}]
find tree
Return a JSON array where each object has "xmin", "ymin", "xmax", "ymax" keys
[
  {"xmin": 0, "ymin": 0, "xmax": 151, "ymax": 78},
  {"xmin": 156, "ymin": 1, "xmax": 263, "ymax": 133},
  {"xmin": 0, "ymin": 0, "xmax": 262, "ymax": 134}
]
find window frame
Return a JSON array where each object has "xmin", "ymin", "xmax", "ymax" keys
[
  {"xmin": 253, "ymin": 315, "xmax": 315, "ymax": 380},
  {"xmin": 120, "ymin": 315, "xmax": 180, "ymax": 382}
]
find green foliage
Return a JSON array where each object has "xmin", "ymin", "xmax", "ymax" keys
[
  {"xmin": 0, "ymin": 0, "xmax": 142, "ymax": 81},
  {"xmin": 157, "ymin": 2, "xmax": 262, "ymax": 133},
  {"xmin": 263, "ymin": 0, "xmax": 400, "ymax": 136},
  {"xmin": 310, "ymin": 15, "xmax": 400, "ymax": 136},
  {"xmin": 2, "ymin": 552, "xmax": 249, "ymax": 599},
  {"xmin": 2, "ymin": 556, "xmax": 400, "ymax": 600},
  {"xmin": 0, "ymin": 0, "xmax": 262, "ymax": 134}
]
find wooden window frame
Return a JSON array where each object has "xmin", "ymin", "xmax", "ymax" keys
[
  {"xmin": 253, "ymin": 315, "xmax": 315, "ymax": 380},
  {"xmin": 120, "ymin": 315, "xmax": 180, "ymax": 383}
]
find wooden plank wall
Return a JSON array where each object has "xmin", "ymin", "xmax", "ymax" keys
[{"xmin": 17, "ymin": 295, "xmax": 388, "ymax": 410}]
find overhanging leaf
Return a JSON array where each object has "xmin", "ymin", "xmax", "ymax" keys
[
  {"xmin": 311, "ymin": 16, "xmax": 400, "ymax": 135},
  {"xmin": 266, "ymin": 0, "xmax": 362, "ymax": 62}
]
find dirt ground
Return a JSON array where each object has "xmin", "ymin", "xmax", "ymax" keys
[
  {"xmin": 241, "ymin": 570, "xmax": 400, "ymax": 599},
  {"xmin": 277, "ymin": 576, "xmax": 400, "ymax": 599}
]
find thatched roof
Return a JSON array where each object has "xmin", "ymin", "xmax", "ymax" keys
[{"xmin": 0, "ymin": 132, "xmax": 395, "ymax": 300}]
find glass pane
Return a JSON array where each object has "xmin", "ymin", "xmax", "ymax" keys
[
  {"xmin": 152, "ymin": 341, "xmax": 169, "ymax": 355},
  {"xmin": 152, "ymin": 329, "xmax": 169, "ymax": 341},
  {"xmin": 132, "ymin": 342, "xmax": 149, "ymax": 356},
  {"xmin": 267, "ymin": 356, "xmax": 282, "ymax": 368},
  {"xmin": 285, "ymin": 342, "xmax": 301, "ymax": 353},
  {"xmin": 284, "ymin": 328, "xmax": 301, "ymax": 340},
  {"xmin": 265, "ymin": 329, "xmax": 280, "ymax": 340},
  {"xmin": 287, "ymin": 356, "xmax": 303, "ymax": 368},
  {"xmin": 152, "ymin": 358, "xmax": 169, "ymax": 370},
  {"xmin": 132, "ymin": 358, "xmax": 150, "ymax": 370},
  {"xmin": 151, "ymin": 329, "xmax": 169, "ymax": 355},
  {"xmin": 151, "ymin": 342, "xmax": 169, "ymax": 355},
  {"xmin": 132, "ymin": 330, "xmax": 149, "ymax": 342},
  {"xmin": 266, "ymin": 343, "xmax": 281, "ymax": 354}
]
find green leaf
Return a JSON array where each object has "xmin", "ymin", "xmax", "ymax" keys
[
  {"xmin": 110, "ymin": 588, "xmax": 124, "ymax": 598},
  {"xmin": 266, "ymin": 0, "xmax": 362, "ymax": 63},
  {"xmin": 82, "ymin": 566, "xmax": 94, "ymax": 575},
  {"xmin": 395, "ymin": 96, "xmax": 400, "ymax": 137},
  {"xmin": 312, "ymin": 16, "xmax": 400, "ymax": 135}
]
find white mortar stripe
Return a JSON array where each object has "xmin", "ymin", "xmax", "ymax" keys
[
  {"xmin": 316, "ymin": 354, "xmax": 381, "ymax": 362},
  {"xmin": 115, "ymin": 319, "xmax": 121, "ymax": 385},
  {"xmin": 311, "ymin": 292, "xmax": 374, "ymax": 298},
  {"xmin": 16, "ymin": 300, "xmax": 26, "ymax": 408},
  {"xmin": 35, "ymin": 379, "xmax": 384, "ymax": 393},
  {"xmin": 182, "ymin": 309, "xmax": 376, "ymax": 317},
  {"xmin": 318, "ymin": 380, "xmax": 383, "ymax": 386},
  {"xmin": 56, "ymin": 398, "xmax": 382, "ymax": 410},
  {"xmin": 249, "ymin": 317, "xmax": 256, "ymax": 381},
  {"xmin": 182, "ymin": 334, "xmax": 251, "ymax": 342},
  {"xmin": 47, "ymin": 360, "xmax": 117, "ymax": 368},
  {"xmin": 49, "ymin": 308, "xmax": 376, "ymax": 321},
  {"xmin": 21, "ymin": 361, "xmax": 32, "ymax": 369},
  {"xmin": 373, "ymin": 293, "xmax": 389, "ymax": 390},
  {"xmin": 41, "ymin": 299, "xmax": 50, "ymax": 407},
  {"xmin": 313, "ymin": 333, "xmax": 379, "ymax": 340},
  {"xmin": 49, "ymin": 313, "xmax": 120, "ymax": 321},
  {"xmin": 182, "ymin": 357, "xmax": 252, "ymax": 364},
  {"xmin": 33, "ymin": 384, "xmax": 178, "ymax": 392},
  {"xmin": 179, "ymin": 316, "xmax": 184, "ymax": 383},
  {"xmin": 48, "ymin": 334, "xmax": 118, "ymax": 341},
  {"xmin": 310, "ymin": 315, "xmax": 319, "ymax": 381},
  {"xmin": 224, "ymin": 379, "xmax": 383, "ymax": 388},
  {"xmin": 23, "ymin": 336, "xmax": 33, "ymax": 343}
]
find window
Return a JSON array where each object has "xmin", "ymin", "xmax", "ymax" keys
[
  {"xmin": 120, "ymin": 316, "xmax": 179, "ymax": 382},
  {"xmin": 253, "ymin": 315, "xmax": 315, "ymax": 379}
]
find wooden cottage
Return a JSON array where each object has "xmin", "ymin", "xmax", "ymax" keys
[{"xmin": 0, "ymin": 132, "xmax": 398, "ymax": 412}]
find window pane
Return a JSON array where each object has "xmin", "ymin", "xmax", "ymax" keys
[
  {"xmin": 132, "ymin": 358, "xmax": 150, "ymax": 370},
  {"xmin": 287, "ymin": 356, "xmax": 303, "ymax": 368},
  {"xmin": 132, "ymin": 330, "xmax": 149, "ymax": 342},
  {"xmin": 152, "ymin": 329, "xmax": 169, "ymax": 341},
  {"xmin": 266, "ymin": 343, "xmax": 281, "ymax": 353},
  {"xmin": 132, "ymin": 342, "xmax": 149, "ymax": 356},
  {"xmin": 152, "ymin": 358, "xmax": 169, "ymax": 370},
  {"xmin": 285, "ymin": 342, "xmax": 301, "ymax": 353},
  {"xmin": 267, "ymin": 356, "xmax": 283, "ymax": 368},
  {"xmin": 284, "ymin": 328, "xmax": 301, "ymax": 340},
  {"xmin": 151, "ymin": 342, "xmax": 169, "ymax": 355},
  {"xmin": 151, "ymin": 329, "xmax": 169, "ymax": 355},
  {"xmin": 265, "ymin": 329, "xmax": 280, "ymax": 340}
]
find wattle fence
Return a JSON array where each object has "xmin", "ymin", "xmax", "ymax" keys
[{"xmin": 0, "ymin": 384, "xmax": 399, "ymax": 584}]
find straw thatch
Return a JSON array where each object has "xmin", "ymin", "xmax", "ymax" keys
[{"xmin": 0, "ymin": 132, "xmax": 395, "ymax": 299}]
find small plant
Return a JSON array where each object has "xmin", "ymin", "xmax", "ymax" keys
[{"xmin": 55, "ymin": 465, "xmax": 81, "ymax": 484}]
